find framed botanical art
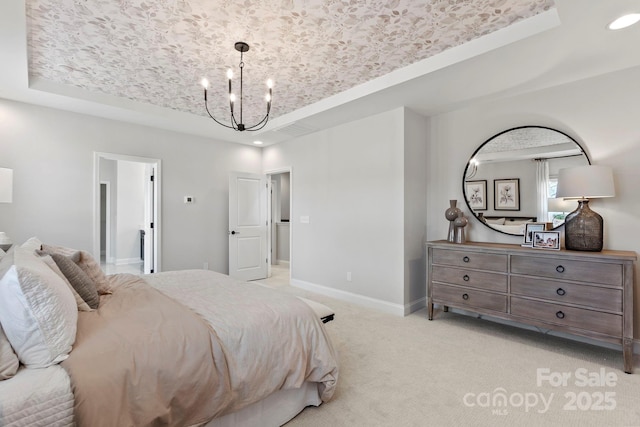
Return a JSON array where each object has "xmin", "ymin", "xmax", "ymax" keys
[
  {"xmin": 464, "ymin": 180, "xmax": 487, "ymax": 210},
  {"xmin": 532, "ymin": 231, "xmax": 561, "ymax": 250},
  {"xmin": 522, "ymin": 222, "xmax": 547, "ymax": 247},
  {"xmin": 494, "ymin": 178, "xmax": 520, "ymax": 210}
]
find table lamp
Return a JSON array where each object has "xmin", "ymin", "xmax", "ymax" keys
[{"xmin": 555, "ymin": 165, "xmax": 615, "ymax": 251}]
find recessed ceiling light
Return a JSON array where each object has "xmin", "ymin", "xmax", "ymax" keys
[
  {"xmin": 608, "ymin": 13, "xmax": 640, "ymax": 30},
  {"xmin": 253, "ymin": 140, "xmax": 264, "ymax": 145}
]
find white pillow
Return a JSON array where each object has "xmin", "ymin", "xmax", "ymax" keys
[
  {"xmin": 20, "ymin": 236, "xmax": 43, "ymax": 253},
  {"xmin": 0, "ymin": 246, "xmax": 77, "ymax": 368},
  {"xmin": 508, "ymin": 219, "xmax": 533, "ymax": 225},
  {"xmin": 485, "ymin": 217, "xmax": 506, "ymax": 225}
]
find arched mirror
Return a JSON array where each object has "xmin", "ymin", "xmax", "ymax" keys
[{"xmin": 462, "ymin": 126, "xmax": 590, "ymax": 236}]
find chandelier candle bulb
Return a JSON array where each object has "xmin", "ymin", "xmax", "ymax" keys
[{"xmin": 201, "ymin": 78, "xmax": 209, "ymax": 101}]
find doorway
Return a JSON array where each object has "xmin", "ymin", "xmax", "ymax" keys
[
  {"xmin": 93, "ymin": 152, "xmax": 161, "ymax": 274},
  {"xmin": 266, "ymin": 168, "xmax": 291, "ymax": 284}
]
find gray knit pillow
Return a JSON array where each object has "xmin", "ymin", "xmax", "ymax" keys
[{"xmin": 50, "ymin": 253, "xmax": 100, "ymax": 309}]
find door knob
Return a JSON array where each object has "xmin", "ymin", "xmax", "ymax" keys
[{"xmin": 228, "ymin": 230, "xmax": 240, "ymax": 235}]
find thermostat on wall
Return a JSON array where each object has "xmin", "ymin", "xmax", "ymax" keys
[{"xmin": 184, "ymin": 196, "xmax": 195, "ymax": 204}]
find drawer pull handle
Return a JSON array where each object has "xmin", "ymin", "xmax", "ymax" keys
[
  {"xmin": 556, "ymin": 288, "xmax": 566, "ymax": 296},
  {"xmin": 556, "ymin": 311, "xmax": 565, "ymax": 319},
  {"xmin": 463, "ymin": 274, "xmax": 470, "ymax": 282},
  {"xmin": 463, "ymin": 256, "xmax": 470, "ymax": 263},
  {"xmin": 556, "ymin": 265, "xmax": 565, "ymax": 273},
  {"xmin": 462, "ymin": 293, "xmax": 469, "ymax": 301}
]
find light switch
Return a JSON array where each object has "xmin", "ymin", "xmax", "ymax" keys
[{"xmin": 300, "ymin": 215, "xmax": 310, "ymax": 224}]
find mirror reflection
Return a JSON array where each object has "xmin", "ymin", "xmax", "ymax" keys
[{"xmin": 462, "ymin": 126, "xmax": 590, "ymax": 236}]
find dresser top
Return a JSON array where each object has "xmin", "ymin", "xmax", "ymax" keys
[{"xmin": 427, "ymin": 240, "xmax": 637, "ymax": 262}]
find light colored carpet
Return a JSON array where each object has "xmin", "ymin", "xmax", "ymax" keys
[{"xmin": 259, "ymin": 272, "xmax": 640, "ymax": 427}]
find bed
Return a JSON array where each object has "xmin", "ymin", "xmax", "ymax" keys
[{"xmin": 0, "ymin": 240, "xmax": 339, "ymax": 426}]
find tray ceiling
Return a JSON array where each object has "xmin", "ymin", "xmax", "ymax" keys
[{"xmin": 26, "ymin": 0, "xmax": 553, "ymax": 128}]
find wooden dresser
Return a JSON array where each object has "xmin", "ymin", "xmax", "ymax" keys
[{"xmin": 426, "ymin": 240, "xmax": 636, "ymax": 373}]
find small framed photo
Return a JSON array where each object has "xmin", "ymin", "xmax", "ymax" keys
[
  {"xmin": 522, "ymin": 223, "xmax": 547, "ymax": 247},
  {"xmin": 465, "ymin": 180, "xmax": 487, "ymax": 210},
  {"xmin": 532, "ymin": 231, "xmax": 561, "ymax": 250},
  {"xmin": 494, "ymin": 178, "xmax": 520, "ymax": 211}
]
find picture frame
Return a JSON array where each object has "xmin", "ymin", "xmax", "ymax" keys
[
  {"xmin": 532, "ymin": 231, "xmax": 561, "ymax": 250},
  {"xmin": 464, "ymin": 180, "xmax": 487, "ymax": 210},
  {"xmin": 494, "ymin": 178, "xmax": 520, "ymax": 211},
  {"xmin": 522, "ymin": 222, "xmax": 547, "ymax": 247}
]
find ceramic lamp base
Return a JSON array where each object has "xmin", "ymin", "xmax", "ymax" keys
[{"xmin": 563, "ymin": 200, "xmax": 603, "ymax": 251}]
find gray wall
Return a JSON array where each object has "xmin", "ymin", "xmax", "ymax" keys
[
  {"xmin": 263, "ymin": 107, "xmax": 428, "ymax": 314},
  {"xmin": 115, "ymin": 160, "xmax": 145, "ymax": 264},
  {"xmin": 2, "ymin": 63, "xmax": 640, "ymax": 331},
  {"xmin": 427, "ymin": 65, "xmax": 640, "ymax": 335},
  {"xmin": 0, "ymin": 98, "xmax": 262, "ymax": 272}
]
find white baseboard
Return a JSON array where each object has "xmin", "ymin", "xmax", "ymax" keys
[
  {"xmin": 115, "ymin": 257, "xmax": 142, "ymax": 266},
  {"xmin": 290, "ymin": 279, "xmax": 406, "ymax": 317},
  {"xmin": 405, "ymin": 297, "xmax": 426, "ymax": 316}
]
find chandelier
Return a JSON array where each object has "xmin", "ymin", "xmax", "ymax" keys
[{"xmin": 201, "ymin": 42, "xmax": 273, "ymax": 132}]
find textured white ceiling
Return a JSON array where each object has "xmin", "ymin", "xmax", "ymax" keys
[{"xmin": 25, "ymin": 0, "xmax": 553, "ymax": 129}]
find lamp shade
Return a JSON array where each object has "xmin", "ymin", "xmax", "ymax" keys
[
  {"xmin": 556, "ymin": 165, "xmax": 615, "ymax": 199},
  {"xmin": 0, "ymin": 168, "xmax": 13, "ymax": 203}
]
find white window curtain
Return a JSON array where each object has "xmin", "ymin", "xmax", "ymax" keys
[{"xmin": 535, "ymin": 159, "xmax": 549, "ymax": 222}]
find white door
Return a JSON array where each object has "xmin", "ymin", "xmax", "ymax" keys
[
  {"xmin": 143, "ymin": 165, "xmax": 155, "ymax": 274},
  {"xmin": 229, "ymin": 171, "xmax": 268, "ymax": 280}
]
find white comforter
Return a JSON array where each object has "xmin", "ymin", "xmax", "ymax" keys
[
  {"xmin": 145, "ymin": 269, "xmax": 339, "ymax": 405},
  {"xmin": 61, "ymin": 270, "xmax": 337, "ymax": 426}
]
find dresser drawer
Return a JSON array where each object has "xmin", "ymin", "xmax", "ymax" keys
[
  {"xmin": 432, "ymin": 284, "xmax": 507, "ymax": 313},
  {"xmin": 511, "ymin": 276, "xmax": 622, "ymax": 312},
  {"xmin": 511, "ymin": 256, "xmax": 622, "ymax": 286},
  {"xmin": 511, "ymin": 297, "xmax": 622, "ymax": 337},
  {"xmin": 432, "ymin": 265, "xmax": 507, "ymax": 292},
  {"xmin": 432, "ymin": 249, "xmax": 507, "ymax": 272}
]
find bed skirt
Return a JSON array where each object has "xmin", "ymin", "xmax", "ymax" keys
[{"xmin": 205, "ymin": 381, "xmax": 321, "ymax": 427}]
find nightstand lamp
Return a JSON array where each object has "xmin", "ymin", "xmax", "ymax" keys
[{"xmin": 556, "ymin": 165, "xmax": 615, "ymax": 251}]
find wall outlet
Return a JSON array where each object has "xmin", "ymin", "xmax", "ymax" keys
[
  {"xmin": 184, "ymin": 196, "xmax": 195, "ymax": 204},
  {"xmin": 347, "ymin": 271, "xmax": 352, "ymax": 282}
]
